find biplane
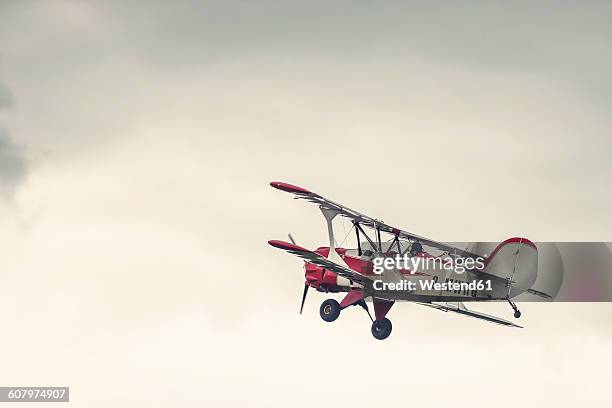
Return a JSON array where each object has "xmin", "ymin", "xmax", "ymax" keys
[{"xmin": 268, "ymin": 182, "xmax": 542, "ymax": 340}]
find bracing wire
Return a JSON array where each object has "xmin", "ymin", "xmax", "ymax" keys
[{"xmin": 338, "ymin": 221, "xmax": 354, "ymax": 248}]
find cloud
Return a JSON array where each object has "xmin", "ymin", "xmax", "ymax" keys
[
  {"xmin": 0, "ymin": 82, "xmax": 27, "ymax": 197},
  {"xmin": 0, "ymin": 82, "xmax": 14, "ymax": 109},
  {"xmin": 0, "ymin": 3, "xmax": 610, "ymax": 406},
  {"xmin": 0, "ymin": 129, "xmax": 27, "ymax": 196}
]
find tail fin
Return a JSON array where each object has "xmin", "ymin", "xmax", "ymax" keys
[{"xmin": 484, "ymin": 238, "xmax": 538, "ymax": 298}]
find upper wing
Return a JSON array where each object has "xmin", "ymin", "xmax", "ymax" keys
[
  {"xmin": 270, "ymin": 181, "xmax": 481, "ymax": 259},
  {"xmin": 415, "ymin": 301, "xmax": 522, "ymax": 328},
  {"xmin": 268, "ymin": 240, "xmax": 372, "ymax": 286}
]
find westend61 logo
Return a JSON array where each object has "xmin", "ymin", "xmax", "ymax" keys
[{"xmin": 372, "ymin": 254, "xmax": 485, "ymax": 275}]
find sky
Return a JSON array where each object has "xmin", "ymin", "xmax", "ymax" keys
[{"xmin": 0, "ymin": 1, "xmax": 611, "ymax": 407}]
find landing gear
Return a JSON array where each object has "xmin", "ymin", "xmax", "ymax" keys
[
  {"xmin": 319, "ymin": 297, "xmax": 393, "ymax": 339},
  {"xmin": 320, "ymin": 299, "xmax": 341, "ymax": 322},
  {"xmin": 371, "ymin": 318, "xmax": 392, "ymax": 340},
  {"xmin": 508, "ymin": 299, "xmax": 521, "ymax": 319}
]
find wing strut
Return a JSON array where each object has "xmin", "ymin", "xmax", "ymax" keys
[
  {"xmin": 353, "ymin": 221, "xmax": 362, "ymax": 256},
  {"xmin": 320, "ymin": 207, "xmax": 349, "ymax": 267},
  {"xmin": 354, "ymin": 222, "xmax": 377, "ymax": 253}
]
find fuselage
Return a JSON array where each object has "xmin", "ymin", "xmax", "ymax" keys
[{"xmin": 304, "ymin": 238, "xmax": 538, "ymax": 302}]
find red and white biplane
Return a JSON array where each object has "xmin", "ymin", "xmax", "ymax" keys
[{"xmin": 268, "ymin": 182, "xmax": 544, "ymax": 340}]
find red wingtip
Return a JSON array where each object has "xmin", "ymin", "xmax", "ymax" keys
[
  {"xmin": 268, "ymin": 240, "xmax": 309, "ymax": 252},
  {"xmin": 269, "ymin": 181, "xmax": 312, "ymax": 195}
]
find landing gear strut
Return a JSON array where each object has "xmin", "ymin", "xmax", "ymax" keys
[
  {"xmin": 371, "ymin": 318, "xmax": 392, "ymax": 340},
  {"xmin": 319, "ymin": 299, "xmax": 341, "ymax": 322},
  {"xmin": 508, "ymin": 299, "xmax": 521, "ymax": 319}
]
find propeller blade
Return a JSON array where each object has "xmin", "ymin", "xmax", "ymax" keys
[
  {"xmin": 300, "ymin": 283, "xmax": 309, "ymax": 314},
  {"xmin": 289, "ymin": 233, "xmax": 306, "ymax": 314}
]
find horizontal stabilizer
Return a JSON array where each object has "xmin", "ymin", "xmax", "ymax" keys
[{"xmin": 527, "ymin": 288, "xmax": 553, "ymax": 299}]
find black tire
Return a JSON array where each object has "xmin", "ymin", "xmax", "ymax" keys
[
  {"xmin": 514, "ymin": 310, "xmax": 522, "ymax": 319},
  {"xmin": 371, "ymin": 318, "xmax": 393, "ymax": 340},
  {"xmin": 319, "ymin": 299, "xmax": 341, "ymax": 322}
]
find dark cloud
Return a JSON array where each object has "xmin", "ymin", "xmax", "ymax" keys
[
  {"xmin": 0, "ymin": 82, "xmax": 27, "ymax": 197},
  {"xmin": 0, "ymin": 130, "xmax": 27, "ymax": 196}
]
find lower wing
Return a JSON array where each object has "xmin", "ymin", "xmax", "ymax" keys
[{"xmin": 415, "ymin": 302, "xmax": 522, "ymax": 328}]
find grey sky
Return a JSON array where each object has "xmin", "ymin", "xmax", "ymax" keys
[{"xmin": 0, "ymin": 2, "xmax": 611, "ymax": 407}]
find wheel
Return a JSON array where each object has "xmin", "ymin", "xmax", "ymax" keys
[
  {"xmin": 514, "ymin": 310, "xmax": 521, "ymax": 319},
  {"xmin": 319, "ymin": 299, "xmax": 341, "ymax": 322},
  {"xmin": 371, "ymin": 318, "xmax": 393, "ymax": 340}
]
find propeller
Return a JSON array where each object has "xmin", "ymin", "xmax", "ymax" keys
[
  {"xmin": 289, "ymin": 233, "xmax": 309, "ymax": 314},
  {"xmin": 300, "ymin": 283, "xmax": 309, "ymax": 315}
]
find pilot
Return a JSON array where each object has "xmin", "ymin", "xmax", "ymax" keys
[{"xmin": 410, "ymin": 241, "xmax": 423, "ymax": 257}]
